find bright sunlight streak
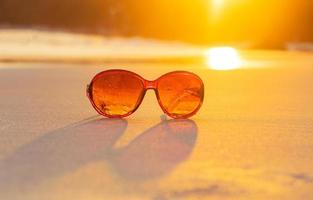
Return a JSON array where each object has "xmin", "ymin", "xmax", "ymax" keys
[
  {"xmin": 206, "ymin": 47, "xmax": 242, "ymax": 70},
  {"xmin": 211, "ymin": 0, "xmax": 225, "ymax": 18},
  {"xmin": 212, "ymin": 0, "xmax": 224, "ymax": 11}
]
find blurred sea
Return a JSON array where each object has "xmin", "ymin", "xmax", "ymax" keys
[
  {"xmin": 0, "ymin": 28, "xmax": 205, "ymax": 63},
  {"xmin": 0, "ymin": 28, "xmax": 312, "ymax": 68}
]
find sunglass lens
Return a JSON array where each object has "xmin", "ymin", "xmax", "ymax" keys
[
  {"xmin": 157, "ymin": 72, "xmax": 204, "ymax": 118},
  {"xmin": 90, "ymin": 71, "xmax": 144, "ymax": 117}
]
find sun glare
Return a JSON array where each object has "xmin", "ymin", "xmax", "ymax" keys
[
  {"xmin": 206, "ymin": 47, "xmax": 242, "ymax": 70},
  {"xmin": 210, "ymin": 0, "xmax": 225, "ymax": 18},
  {"xmin": 212, "ymin": 0, "xmax": 224, "ymax": 11}
]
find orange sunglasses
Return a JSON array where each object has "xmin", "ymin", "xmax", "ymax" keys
[{"xmin": 86, "ymin": 69, "xmax": 204, "ymax": 119}]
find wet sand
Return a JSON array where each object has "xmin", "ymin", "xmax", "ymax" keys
[{"xmin": 0, "ymin": 52, "xmax": 313, "ymax": 200}]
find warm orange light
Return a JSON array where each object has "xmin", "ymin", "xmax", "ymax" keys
[{"xmin": 205, "ymin": 47, "xmax": 242, "ymax": 70}]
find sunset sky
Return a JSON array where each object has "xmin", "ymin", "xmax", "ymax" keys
[{"xmin": 0, "ymin": 0, "xmax": 312, "ymax": 47}]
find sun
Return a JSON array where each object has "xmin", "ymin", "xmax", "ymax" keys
[
  {"xmin": 205, "ymin": 47, "xmax": 242, "ymax": 70},
  {"xmin": 212, "ymin": 0, "xmax": 224, "ymax": 11}
]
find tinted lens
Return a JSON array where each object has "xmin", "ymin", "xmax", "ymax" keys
[
  {"xmin": 91, "ymin": 71, "xmax": 144, "ymax": 117},
  {"xmin": 157, "ymin": 72, "xmax": 204, "ymax": 118}
]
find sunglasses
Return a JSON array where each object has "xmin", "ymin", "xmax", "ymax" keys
[{"xmin": 86, "ymin": 69, "xmax": 204, "ymax": 119}]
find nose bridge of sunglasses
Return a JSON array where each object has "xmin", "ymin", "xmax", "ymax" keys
[{"xmin": 144, "ymin": 80, "xmax": 157, "ymax": 90}]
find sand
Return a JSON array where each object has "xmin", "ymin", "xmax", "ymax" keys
[{"xmin": 0, "ymin": 51, "xmax": 313, "ymax": 200}]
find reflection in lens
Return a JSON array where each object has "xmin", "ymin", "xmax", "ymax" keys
[
  {"xmin": 157, "ymin": 72, "xmax": 204, "ymax": 118},
  {"xmin": 91, "ymin": 71, "xmax": 144, "ymax": 116}
]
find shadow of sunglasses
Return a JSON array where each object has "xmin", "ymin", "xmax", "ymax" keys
[{"xmin": 0, "ymin": 116, "xmax": 198, "ymax": 191}]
